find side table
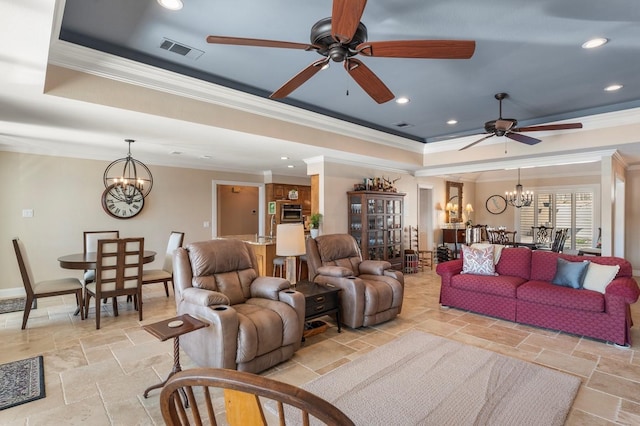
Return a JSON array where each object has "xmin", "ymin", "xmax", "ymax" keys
[
  {"xmin": 142, "ymin": 314, "xmax": 208, "ymax": 404},
  {"xmin": 295, "ymin": 280, "xmax": 342, "ymax": 336}
]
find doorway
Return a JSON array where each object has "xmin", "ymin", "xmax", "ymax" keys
[
  {"xmin": 418, "ymin": 186, "xmax": 435, "ymax": 251},
  {"xmin": 212, "ymin": 181, "xmax": 265, "ymax": 237}
]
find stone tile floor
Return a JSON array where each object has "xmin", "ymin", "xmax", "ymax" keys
[{"xmin": 1, "ymin": 270, "xmax": 640, "ymax": 425}]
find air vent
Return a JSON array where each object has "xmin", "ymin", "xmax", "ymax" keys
[
  {"xmin": 159, "ymin": 38, "xmax": 204, "ymax": 60},
  {"xmin": 394, "ymin": 122, "xmax": 414, "ymax": 128}
]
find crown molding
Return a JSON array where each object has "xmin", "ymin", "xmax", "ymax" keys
[
  {"xmin": 47, "ymin": 37, "xmax": 423, "ymax": 154},
  {"xmin": 415, "ymin": 149, "xmax": 619, "ymax": 177}
]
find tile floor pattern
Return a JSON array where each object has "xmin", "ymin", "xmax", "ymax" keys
[{"xmin": 1, "ymin": 270, "xmax": 640, "ymax": 425}]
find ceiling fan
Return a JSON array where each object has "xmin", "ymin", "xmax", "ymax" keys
[
  {"xmin": 460, "ymin": 93, "xmax": 583, "ymax": 150},
  {"xmin": 205, "ymin": 0, "xmax": 475, "ymax": 104}
]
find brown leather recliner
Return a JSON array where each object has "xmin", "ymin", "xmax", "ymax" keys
[
  {"xmin": 306, "ymin": 234, "xmax": 404, "ymax": 329},
  {"xmin": 172, "ymin": 239, "xmax": 305, "ymax": 373}
]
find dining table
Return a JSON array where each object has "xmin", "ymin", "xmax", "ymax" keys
[
  {"xmin": 58, "ymin": 250, "xmax": 157, "ymax": 270},
  {"xmin": 58, "ymin": 250, "xmax": 156, "ymax": 316}
]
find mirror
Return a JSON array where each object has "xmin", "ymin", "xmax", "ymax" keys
[{"xmin": 445, "ymin": 181, "xmax": 463, "ymax": 223}]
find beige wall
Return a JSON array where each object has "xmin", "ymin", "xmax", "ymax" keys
[{"xmin": 1, "ymin": 151, "xmax": 260, "ymax": 295}]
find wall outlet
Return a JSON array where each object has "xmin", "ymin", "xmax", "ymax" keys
[
  {"xmin": 22, "ymin": 209, "xmax": 34, "ymax": 218},
  {"xmin": 203, "ymin": 221, "xmax": 210, "ymax": 228}
]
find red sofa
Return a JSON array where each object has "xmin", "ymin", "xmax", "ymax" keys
[{"xmin": 436, "ymin": 247, "xmax": 639, "ymax": 346}]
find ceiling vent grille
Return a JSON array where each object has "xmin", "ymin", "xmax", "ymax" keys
[
  {"xmin": 159, "ymin": 38, "xmax": 204, "ymax": 60},
  {"xmin": 394, "ymin": 122, "xmax": 414, "ymax": 128}
]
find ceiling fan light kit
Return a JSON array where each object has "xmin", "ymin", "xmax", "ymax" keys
[{"xmin": 205, "ymin": 0, "xmax": 475, "ymax": 104}]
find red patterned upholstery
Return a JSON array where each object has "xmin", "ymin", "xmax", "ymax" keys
[{"xmin": 436, "ymin": 247, "xmax": 640, "ymax": 346}]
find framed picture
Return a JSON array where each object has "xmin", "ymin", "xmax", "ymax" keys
[{"xmin": 268, "ymin": 201, "xmax": 276, "ymax": 215}]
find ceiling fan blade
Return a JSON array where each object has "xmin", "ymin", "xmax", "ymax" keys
[
  {"xmin": 512, "ymin": 123, "xmax": 583, "ymax": 132},
  {"xmin": 332, "ymin": 0, "xmax": 367, "ymax": 43},
  {"xmin": 357, "ymin": 40, "xmax": 475, "ymax": 59},
  {"xmin": 344, "ymin": 58, "xmax": 394, "ymax": 104},
  {"xmin": 459, "ymin": 134, "xmax": 494, "ymax": 151},
  {"xmin": 269, "ymin": 59, "xmax": 328, "ymax": 99},
  {"xmin": 506, "ymin": 132, "xmax": 541, "ymax": 145},
  {"xmin": 206, "ymin": 35, "xmax": 316, "ymax": 50},
  {"xmin": 495, "ymin": 119, "xmax": 515, "ymax": 131}
]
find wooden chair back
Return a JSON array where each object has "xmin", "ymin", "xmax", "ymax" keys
[
  {"xmin": 531, "ymin": 226, "xmax": 553, "ymax": 248},
  {"xmin": 551, "ymin": 228, "xmax": 568, "ymax": 253},
  {"xmin": 84, "ymin": 230, "xmax": 120, "ymax": 253},
  {"xmin": 160, "ymin": 368, "xmax": 354, "ymax": 426},
  {"xmin": 95, "ymin": 238, "xmax": 144, "ymax": 294},
  {"xmin": 163, "ymin": 231, "xmax": 185, "ymax": 273},
  {"xmin": 12, "ymin": 238, "xmax": 36, "ymax": 299},
  {"xmin": 487, "ymin": 229, "xmax": 517, "ymax": 246}
]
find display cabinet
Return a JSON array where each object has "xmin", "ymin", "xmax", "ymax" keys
[{"xmin": 347, "ymin": 191, "xmax": 405, "ymax": 270}]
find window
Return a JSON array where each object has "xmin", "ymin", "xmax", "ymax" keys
[{"xmin": 517, "ymin": 188, "xmax": 597, "ymax": 251}]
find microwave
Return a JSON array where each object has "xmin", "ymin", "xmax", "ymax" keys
[{"xmin": 280, "ymin": 204, "xmax": 303, "ymax": 223}]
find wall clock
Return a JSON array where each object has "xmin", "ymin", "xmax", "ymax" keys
[
  {"xmin": 101, "ymin": 184, "xmax": 144, "ymax": 219},
  {"xmin": 486, "ymin": 194, "xmax": 507, "ymax": 215}
]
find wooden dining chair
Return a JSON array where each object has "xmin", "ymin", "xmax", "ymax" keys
[
  {"xmin": 531, "ymin": 225, "xmax": 553, "ymax": 248},
  {"xmin": 141, "ymin": 231, "xmax": 184, "ymax": 297},
  {"xmin": 84, "ymin": 238, "xmax": 144, "ymax": 329},
  {"xmin": 83, "ymin": 230, "xmax": 120, "ymax": 283},
  {"xmin": 160, "ymin": 368, "xmax": 355, "ymax": 426},
  {"xmin": 12, "ymin": 238, "xmax": 84, "ymax": 329}
]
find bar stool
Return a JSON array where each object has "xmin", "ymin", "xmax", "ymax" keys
[{"xmin": 273, "ymin": 257, "xmax": 285, "ymax": 277}]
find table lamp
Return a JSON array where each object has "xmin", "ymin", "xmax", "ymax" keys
[{"xmin": 276, "ymin": 223, "xmax": 306, "ymax": 286}]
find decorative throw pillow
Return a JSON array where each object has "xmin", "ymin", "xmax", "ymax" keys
[
  {"xmin": 461, "ymin": 244, "xmax": 497, "ymax": 276},
  {"xmin": 471, "ymin": 243, "xmax": 505, "ymax": 264},
  {"xmin": 582, "ymin": 263, "xmax": 620, "ymax": 294},
  {"xmin": 551, "ymin": 258, "xmax": 590, "ymax": 289}
]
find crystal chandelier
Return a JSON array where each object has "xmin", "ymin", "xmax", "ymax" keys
[
  {"xmin": 505, "ymin": 168, "xmax": 533, "ymax": 208},
  {"xmin": 103, "ymin": 139, "xmax": 153, "ymax": 201}
]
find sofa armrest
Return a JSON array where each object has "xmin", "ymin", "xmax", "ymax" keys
[
  {"xmin": 360, "ymin": 260, "xmax": 392, "ymax": 276},
  {"xmin": 250, "ymin": 276, "xmax": 291, "ymax": 300},
  {"xmin": 182, "ymin": 287, "xmax": 230, "ymax": 306},
  {"xmin": 605, "ymin": 277, "xmax": 640, "ymax": 304},
  {"xmin": 436, "ymin": 259, "xmax": 463, "ymax": 285}
]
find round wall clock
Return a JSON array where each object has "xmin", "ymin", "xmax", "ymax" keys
[
  {"xmin": 101, "ymin": 184, "xmax": 144, "ymax": 219},
  {"xmin": 486, "ymin": 194, "xmax": 507, "ymax": 215}
]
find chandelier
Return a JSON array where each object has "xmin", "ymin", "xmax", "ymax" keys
[
  {"xmin": 506, "ymin": 168, "xmax": 533, "ymax": 208},
  {"xmin": 103, "ymin": 139, "xmax": 153, "ymax": 201}
]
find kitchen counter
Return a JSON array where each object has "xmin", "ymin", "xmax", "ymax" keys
[{"xmin": 218, "ymin": 234, "xmax": 276, "ymax": 246}]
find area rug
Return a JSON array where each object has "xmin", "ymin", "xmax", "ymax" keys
[
  {"xmin": 0, "ymin": 356, "xmax": 45, "ymax": 410},
  {"xmin": 297, "ymin": 331, "xmax": 580, "ymax": 425},
  {"xmin": 0, "ymin": 297, "xmax": 26, "ymax": 315}
]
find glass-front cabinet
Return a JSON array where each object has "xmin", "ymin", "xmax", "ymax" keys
[{"xmin": 348, "ymin": 191, "xmax": 405, "ymax": 270}]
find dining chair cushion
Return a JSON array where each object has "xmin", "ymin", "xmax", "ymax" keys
[
  {"xmin": 142, "ymin": 269, "xmax": 172, "ymax": 282},
  {"xmin": 34, "ymin": 278, "xmax": 84, "ymax": 294}
]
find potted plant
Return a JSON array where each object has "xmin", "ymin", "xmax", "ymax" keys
[{"xmin": 309, "ymin": 213, "xmax": 323, "ymax": 238}]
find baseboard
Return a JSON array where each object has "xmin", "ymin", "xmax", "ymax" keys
[{"xmin": 0, "ymin": 287, "xmax": 26, "ymax": 299}]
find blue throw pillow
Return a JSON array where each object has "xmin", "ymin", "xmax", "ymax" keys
[{"xmin": 551, "ymin": 258, "xmax": 590, "ymax": 289}]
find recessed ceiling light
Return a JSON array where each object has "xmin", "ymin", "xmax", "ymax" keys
[
  {"xmin": 287, "ymin": 165, "xmax": 295, "ymax": 168},
  {"xmin": 582, "ymin": 38, "xmax": 608, "ymax": 49},
  {"xmin": 447, "ymin": 119, "xmax": 458, "ymax": 125},
  {"xmin": 281, "ymin": 156, "xmax": 289, "ymax": 160},
  {"xmin": 604, "ymin": 84, "xmax": 623, "ymax": 92},
  {"xmin": 395, "ymin": 97, "xmax": 410, "ymax": 104},
  {"xmin": 157, "ymin": 0, "xmax": 183, "ymax": 10}
]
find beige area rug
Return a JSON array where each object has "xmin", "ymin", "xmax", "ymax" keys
[{"xmin": 299, "ymin": 331, "xmax": 580, "ymax": 425}]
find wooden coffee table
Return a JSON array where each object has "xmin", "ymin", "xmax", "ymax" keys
[{"xmin": 142, "ymin": 314, "xmax": 208, "ymax": 403}]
